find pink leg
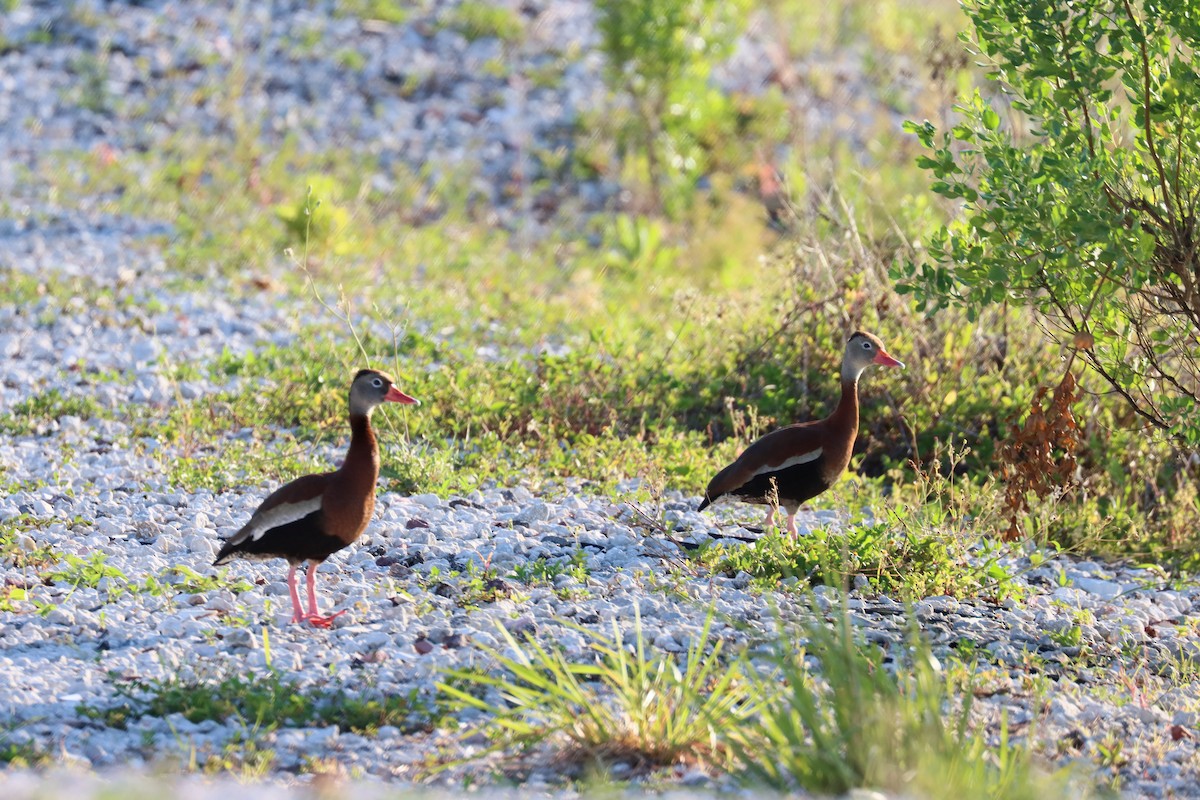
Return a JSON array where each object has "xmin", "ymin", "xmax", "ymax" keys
[
  {"xmin": 761, "ymin": 507, "xmax": 776, "ymax": 529},
  {"xmin": 286, "ymin": 564, "xmax": 304, "ymax": 623},
  {"xmin": 786, "ymin": 511, "xmax": 798, "ymax": 537},
  {"xmin": 303, "ymin": 562, "xmax": 345, "ymax": 628}
]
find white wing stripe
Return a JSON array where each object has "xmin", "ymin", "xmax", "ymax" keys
[
  {"xmin": 750, "ymin": 448, "xmax": 822, "ymax": 479},
  {"xmin": 247, "ymin": 497, "xmax": 322, "ymax": 541}
]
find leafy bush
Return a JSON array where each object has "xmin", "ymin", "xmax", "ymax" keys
[{"xmin": 898, "ymin": 0, "xmax": 1200, "ymax": 447}]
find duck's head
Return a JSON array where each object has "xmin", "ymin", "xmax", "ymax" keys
[
  {"xmin": 842, "ymin": 331, "xmax": 904, "ymax": 382},
  {"xmin": 350, "ymin": 368, "xmax": 419, "ymax": 417}
]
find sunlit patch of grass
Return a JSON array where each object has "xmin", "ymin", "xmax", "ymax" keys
[
  {"xmin": 134, "ymin": 565, "xmax": 255, "ymax": 598},
  {"xmin": 698, "ymin": 522, "xmax": 1016, "ymax": 601},
  {"xmin": 440, "ymin": 607, "xmax": 755, "ymax": 772},
  {"xmin": 0, "ymin": 513, "xmax": 62, "ymax": 569},
  {"xmin": 82, "ymin": 671, "xmax": 436, "ymax": 736},
  {"xmin": 47, "ymin": 552, "xmax": 125, "ymax": 591},
  {"xmin": 0, "ymin": 266, "xmax": 101, "ymax": 307},
  {"xmin": 0, "ymin": 389, "xmax": 107, "ymax": 436},
  {"xmin": 158, "ymin": 436, "xmax": 332, "ymax": 494},
  {"xmin": 335, "ymin": 0, "xmax": 408, "ymax": 25},
  {"xmin": 765, "ymin": 0, "xmax": 965, "ymax": 56},
  {"xmin": 440, "ymin": 2, "xmax": 524, "ymax": 43},
  {"xmin": 198, "ymin": 734, "xmax": 277, "ymax": 780}
]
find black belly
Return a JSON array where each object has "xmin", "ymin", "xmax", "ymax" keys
[
  {"xmin": 227, "ymin": 510, "xmax": 350, "ymax": 565},
  {"xmin": 731, "ymin": 459, "xmax": 832, "ymax": 508}
]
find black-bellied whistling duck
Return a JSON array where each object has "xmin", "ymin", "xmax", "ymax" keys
[
  {"xmin": 213, "ymin": 369, "xmax": 418, "ymax": 626},
  {"xmin": 698, "ymin": 331, "xmax": 903, "ymax": 536}
]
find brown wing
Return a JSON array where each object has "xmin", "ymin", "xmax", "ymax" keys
[{"xmin": 699, "ymin": 422, "xmax": 827, "ymax": 509}]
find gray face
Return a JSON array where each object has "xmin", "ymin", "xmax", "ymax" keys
[
  {"xmin": 845, "ymin": 333, "xmax": 882, "ymax": 371},
  {"xmin": 349, "ymin": 370, "xmax": 395, "ymax": 414},
  {"xmin": 841, "ymin": 331, "xmax": 902, "ymax": 381}
]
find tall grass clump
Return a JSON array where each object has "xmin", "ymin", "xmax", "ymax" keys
[
  {"xmin": 731, "ymin": 603, "xmax": 1091, "ymax": 798},
  {"xmin": 439, "ymin": 606, "xmax": 755, "ymax": 771}
]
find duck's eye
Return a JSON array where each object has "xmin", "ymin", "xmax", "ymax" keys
[
  {"xmin": 862, "ymin": 341, "xmax": 873, "ymax": 350},
  {"xmin": 372, "ymin": 378, "xmax": 383, "ymax": 388}
]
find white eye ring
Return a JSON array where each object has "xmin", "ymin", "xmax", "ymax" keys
[
  {"xmin": 862, "ymin": 341, "xmax": 873, "ymax": 349},
  {"xmin": 372, "ymin": 378, "xmax": 383, "ymax": 388}
]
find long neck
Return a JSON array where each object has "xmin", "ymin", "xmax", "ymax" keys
[
  {"xmin": 828, "ymin": 374, "xmax": 861, "ymax": 435},
  {"xmin": 342, "ymin": 412, "xmax": 380, "ymax": 476}
]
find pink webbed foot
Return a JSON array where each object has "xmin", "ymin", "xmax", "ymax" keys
[
  {"xmin": 301, "ymin": 609, "xmax": 347, "ymax": 629},
  {"xmin": 299, "ymin": 563, "xmax": 345, "ymax": 627}
]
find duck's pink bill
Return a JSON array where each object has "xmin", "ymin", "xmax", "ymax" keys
[
  {"xmin": 873, "ymin": 351, "xmax": 905, "ymax": 368},
  {"xmin": 384, "ymin": 386, "xmax": 420, "ymax": 404}
]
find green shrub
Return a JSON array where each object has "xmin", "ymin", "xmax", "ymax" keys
[{"xmin": 897, "ymin": 0, "xmax": 1200, "ymax": 448}]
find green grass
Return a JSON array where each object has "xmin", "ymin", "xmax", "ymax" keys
[
  {"xmin": 728, "ymin": 604, "xmax": 1086, "ymax": 798},
  {"xmin": 14, "ymin": 555, "xmax": 254, "ymax": 610},
  {"xmin": 84, "ymin": 670, "xmax": 436, "ymax": 736},
  {"xmin": 0, "ymin": 389, "xmax": 106, "ymax": 436},
  {"xmin": 133, "ymin": 565, "xmax": 255, "ymax": 598},
  {"xmin": 47, "ymin": 553, "xmax": 125, "ymax": 591},
  {"xmin": 0, "ymin": 732, "xmax": 51, "ymax": 768},
  {"xmin": 335, "ymin": 0, "xmax": 408, "ymax": 25},
  {"xmin": 512, "ymin": 549, "xmax": 591, "ymax": 588},
  {"xmin": 417, "ymin": 549, "xmax": 594, "ymax": 609},
  {"xmin": 440, "ymin": 2, "xmax": 524, "ymax": 43},
  {"xmin": 698, "ymin": 523, "xmax": 1020, "ymax": 601},
  {"xmin": 440, "ymin": 596, "xmax": 1092, "ymax": 796},
  {"xmin": 0, "ymin": 513, "xmax": 61, "ymax": 569}
]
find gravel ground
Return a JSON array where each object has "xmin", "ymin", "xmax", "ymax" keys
[{"xmin": 2, "ymin": 2, "xmax": 1200, "ymax": 798}]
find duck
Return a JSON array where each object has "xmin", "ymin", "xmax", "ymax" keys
[
  {"xmin": 213, "ymin": 369, "xmax": 419, "ymax": 627},
  {"xmin": 698, "ymin": 331, "xmax": 903, "ymax": 536}
]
